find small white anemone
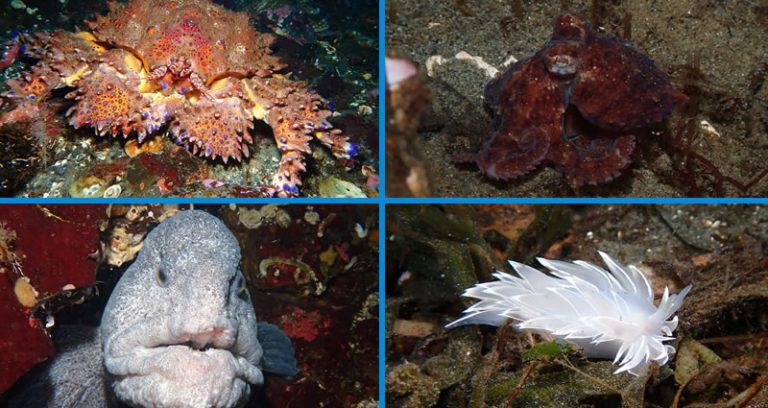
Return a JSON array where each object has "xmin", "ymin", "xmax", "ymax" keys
[{"xmin": 447, "ymin": 251, "xmax": 692, "ymax": 376}]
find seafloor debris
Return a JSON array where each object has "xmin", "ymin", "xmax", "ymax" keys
[
  {"xmin": 0, "ymin": 206, "xmax": 103, "ymax": 392},
  {"xmin": 386, "ymin": 54, "xmax": 432, "ymax": 197}
]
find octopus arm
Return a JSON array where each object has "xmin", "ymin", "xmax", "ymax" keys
[
  {"xmin": 570, "ymin": 36, "xmax": 688, "ymax": 131},
  {"xmin": 459, "ymin": 55, "xmax": 564, "ymax": 180},
  {"xmin": 546, "ymin": 107, "xmax": 637, "ymax": 187}
]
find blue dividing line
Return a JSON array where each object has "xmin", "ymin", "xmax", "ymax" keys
[
  {"xmin": 378, "ymin": 0, "xmax": 387, "ymax": 405},
  {"xmin": 4, "ymin": 0, "xmax": 768, "ymax": 405},
  {"xmin": 0, "ymin": 197, "xmax": 379, "ymax": 205},
  {"xmin": 383, "ymin": 197, "xmax": 768, "ymax": 205},
  {"xmin": 378, "ymin": 191, "xmax": 386, "ymax": 407}
]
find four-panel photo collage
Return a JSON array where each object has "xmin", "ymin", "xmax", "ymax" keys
[{"xmin": 1, "ymin": 1, "xmax": 766, "ymax": 407}]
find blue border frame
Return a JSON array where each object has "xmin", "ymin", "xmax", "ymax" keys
[
  {"xmin": 4, "ymin": 0, "xmax": 768, "ymax": 406},
  {"xmin": 378, "ymin": 0, "xmax": 386, "ymax": 404},
  {"xmin": 0, "ymin": 198, "xmax": 376, "ymax": 205},
  {"xmin": 384, "ymin": 197, "xmax": 768, "ymax": 204}
]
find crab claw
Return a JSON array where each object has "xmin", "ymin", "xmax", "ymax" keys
[{"xmin": 171, "ymin": 99, "xmax": 253, "ymax": 163}]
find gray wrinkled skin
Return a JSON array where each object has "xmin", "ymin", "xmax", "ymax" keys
[{"xmin": 100, "ymin": 210, "xmax": 264, "ymax": 408}]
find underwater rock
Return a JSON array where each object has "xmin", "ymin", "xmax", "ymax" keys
[
  {"xmin": 386, "ymin": 363, "xmax": 441, "ymax": 408},
  {"xmin": 318, "ymin": 176, "xmax": 367, "ymax": 198},
  {"xmin": 0, "ymin": 206, "xmax": 102, "ymax": 392}
]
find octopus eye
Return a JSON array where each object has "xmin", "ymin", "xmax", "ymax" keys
[
  {"xmin": 544, "ymin": 41, "xmax": 580, "ymax": 78},
  {"xmin": 547, "ymin": 54, "xmax": 578, "ymax": 77}
]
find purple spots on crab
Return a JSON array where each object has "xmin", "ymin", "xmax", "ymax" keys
[
  {"xmin": 205, "ymin": 145, "xmax": 212, "ymax": 156},
  {"xmin": 316, "ymin": 121, "xmax": 331, "ymax": 130},
  {"xmin": 282, "ymin": 183, "xmax": 299, "ymax": 195},
  {"xmin": 345, "ymin": 143, "xmax": 358, "ymax": 157},
  {"xmin": 327, "ymin": 100, "xmax": 335, "ymax": 111},
  {"xmin": 279, "ymin": 137, "xmax": 286, "ymax": 144},
  {"xmin": 142, "ymin": 111, "xmax": 150, "ymax": 119}
]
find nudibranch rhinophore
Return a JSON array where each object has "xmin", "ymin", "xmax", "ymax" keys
[
  {"xmin": 0, "ymin": 0, "xmax": 357, "ymax": 197},
  {"xmin": 447, "ymin": 251, "xmax": 692, "ymax": 376}
]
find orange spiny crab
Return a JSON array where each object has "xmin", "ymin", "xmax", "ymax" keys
[{"xmin": 0, "ymin": 0, "xmax": 357, "ymax": 196}]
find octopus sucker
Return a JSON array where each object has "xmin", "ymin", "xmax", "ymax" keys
[
  {"xmin": 460, "ymin": 14, "xmax": 686, "ymax": 188},
  {"xmin": 0, "ymin": 0, "xmax": 359, "ymax": 196}
]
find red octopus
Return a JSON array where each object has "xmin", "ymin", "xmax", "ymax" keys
[
  {"xmin": 0, "ymin": 0, "xmax": 356, "ymax": 197},
  {"xmin": 456, "ymin": 14, "xmax": 687, "ymax": 187}
]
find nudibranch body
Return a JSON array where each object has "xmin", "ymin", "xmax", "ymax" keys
[
  {"xmin": 0, "ymin": 0, "xmax": 356, "ymax": 196},
  {"xmin": 448, "ymin": 251, "xmax": 692, "ymax": 376}
]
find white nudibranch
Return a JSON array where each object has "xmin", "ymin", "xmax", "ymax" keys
[{"xmin": 446, "ymin": 251, "xmax": 692, "ymax": 376}]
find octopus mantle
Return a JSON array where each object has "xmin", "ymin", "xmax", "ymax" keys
[{"xmin": 1, "ymin": 0, "xmax": 356, "ymax": 196}]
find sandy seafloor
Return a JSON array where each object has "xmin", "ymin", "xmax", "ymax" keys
[{"xmin": 387, "ymin": 0, "xmax": 768, "ymax": 197}]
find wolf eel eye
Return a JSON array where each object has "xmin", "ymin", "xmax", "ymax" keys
[
  {"xmin": 238, "ymin": 276, "xmax": 247, "ymax": 294},
  {"xmin": 156, "ymin": 268, "xmax": 169, "ymax": 286}
]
